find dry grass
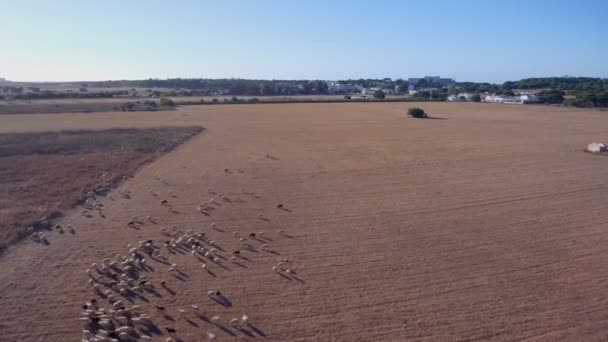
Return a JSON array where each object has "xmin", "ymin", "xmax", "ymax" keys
[{"xmin": 0, "ymin": 126, "xmax": 202, "ymax": 253}]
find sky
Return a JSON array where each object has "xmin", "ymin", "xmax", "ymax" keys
[{"xmin": 1, "ymin": 0, "xmax": 607, "ymax": 83}]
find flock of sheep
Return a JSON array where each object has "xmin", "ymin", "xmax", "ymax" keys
[{"xmin": 64, "ymin": 171, "xmax": 297, "ymax": 341}]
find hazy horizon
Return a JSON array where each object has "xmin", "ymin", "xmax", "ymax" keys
[{"xmin": 1, "ymin": 0, "xmax": 607, "ymax": 83}]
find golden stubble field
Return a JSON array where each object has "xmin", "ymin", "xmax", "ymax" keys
[{"xmin": 1, "ymin": 102, "xmax": 608, "ymax": 341}]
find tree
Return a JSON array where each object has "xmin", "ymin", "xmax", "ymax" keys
[
  {"xmin": 448, "ymin": 86, "xmax": 459, "ymax": 96},
  {"xmin": 407, "ymin": 107, "xmax": 427, "ymax": 118},
  {"xmin": 537, "ymin": 90, "xmax": 564, "ymax": 104},
  {"xmin": 159, "ymin": 97, "xmax": 175, "ymax": 106},
  {"xmin": 373, "ymin": 89, "xmax": 386, "ymax": 99},
  {"xmin": 471, "ymin": 94, "xmax": 482, "ymax": 102}
]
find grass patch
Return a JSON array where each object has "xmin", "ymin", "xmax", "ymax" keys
[{"xmin": 0, "ymin": 126, "xmax": 203, "ymax": 254}]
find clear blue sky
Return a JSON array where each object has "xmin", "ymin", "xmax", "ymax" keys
[{"xmin": 1, "ymin": 0, "xmax": 607, "ymax": 83}]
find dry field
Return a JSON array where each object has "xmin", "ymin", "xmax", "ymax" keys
[{"xmin": 0, "ymin": 102, "xmax": 607, "ymax": 341}]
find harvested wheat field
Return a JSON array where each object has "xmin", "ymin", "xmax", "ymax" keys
[{"xmin": 1, "ymin": 102, "xmax": 608, "ymax": 341}]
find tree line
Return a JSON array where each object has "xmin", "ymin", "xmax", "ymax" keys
[{"xmin": 454, "ymin": 77, "xmax": 608, "ymax": 107}]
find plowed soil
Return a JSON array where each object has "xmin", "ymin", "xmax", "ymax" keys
[{"xmin": 0, "ymin": 102, "xmax": 607, "ymax": 341}]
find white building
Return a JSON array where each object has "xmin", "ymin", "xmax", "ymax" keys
[
  {"xmin": 484, "ymin": 95, "xmax": 509, "ymax": 103},
  {"xmin": 519, "ymin": 94, "xmax": 539, "ymax": 103},
  {"xmin": 327, "ymin": 82, "xmax": 364, "ymax": 94},
  {"xmin": 447, "ymin": 95, "xmax": 465, "ymax": 102}
]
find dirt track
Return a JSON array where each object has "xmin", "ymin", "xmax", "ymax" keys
[{"xmin": 1, "ymin": 102, "xmax": 608, "ymax": 341}]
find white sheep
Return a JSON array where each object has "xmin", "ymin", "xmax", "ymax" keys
[{"xmin": 229, "ymin": 318, "xmax": 239, "ymax": 327}]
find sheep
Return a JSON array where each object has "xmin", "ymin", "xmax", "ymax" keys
[
  {"xmin": 242, "ymin": 315, "xmax": 249, "ymax": 324},
  {"xmin": 55, "ymin": 225, "xmax": 64, "ymax": 233},
  {"xmin": 257, "ymin": 213, "xmax": 264, "ymax": 219},
  {"xmin": 210, "ymin": 316, "xmax": 220, "ymax": 323},
  {"xmin": 26, "ymin": 226, "xmax": 34, "ymax": 234},
  {"xmin": 229, "ymin": 318, "xmax": 239, "ymax": 327},
  {"xmin": 208, "ymin": 331, "xmax": 217, "ymax": 341},
  {"xmin": 67, "ymin": 224, "xmax": 75, "ymax": 234}
]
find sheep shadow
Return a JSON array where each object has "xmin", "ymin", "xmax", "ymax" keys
[
  {"xmin": 214, "ymin": 323, "xmax": 237, "ymax": 337},
  {"xmin": 236, "ymin": 255, "xmax": 251, "ymax": 262},
  {"xmin": 139, "ymin": 322, "xmax": 163, "ymax": 336},
  {"xmin": 205, "ymin": 269, "xmax": 218, "ymax": 278},
  {"xmin": 145, "ymin": 288, "xmax": 162, "ymax": 298},
  {"xmin": 186, "ymin": 319, "xmax": 199, "ymax": 327},
  {"xmin": 235, "ymin": 327, "xmax": 255, "ymax": 337},
  {"xmin": 211, "ymin": 295, "xmax": 232, "ymax": 307},
  {"xmin": 248, "ymin": 323, "xmax": 266, "ymax": 337},
  {"xmin": 162, "ymin": 313, "xmax": 176, "ymax": 322},
  {"xmin": 265, "ymin": 249, "xmax": 281, "ymax": 255},
  {"xmin": 170, "ymin": 273, "xmax": 187, "ymax": 282},
  {"xmin": 162, "ymin": 285, "xmax": 177, "ymax": 296}
]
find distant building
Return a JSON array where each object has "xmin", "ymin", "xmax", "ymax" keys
[
  {"xmin": 327, "ymin": 81, "xmax": 364, "ymax": 94},
  {"xmin": 519, "ymin": 94, "xmax": 539, "ymax": 103},
  {"xmin": 458, "ymin": 93, "xmax": 475, "ymax": 101},
  {"xmin": 362, "ymin": 87, "xmax": 394, "ymax": 96},
  {"xmin": 484, "ymin": 95, "xmax": 508, "ymax": 103},
  {"xmin": 447, "ymin": 95, "xmax": 465, "ymax": 102}
]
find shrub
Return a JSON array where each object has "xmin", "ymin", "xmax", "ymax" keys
[
  {"xmin": 159, "ymin": 97, "xmax": 175, "ymax": 107},
  {"xmin": 373, "ymin": 89, "xmax": 386, "ymax": 99},
  {"xmin": 471, "ymin": 94, "xmax": 481, "ymax": 102},
  {"xmin": 407, "ymin": 107, "xmax": 427, "ymax": 118},
  {"xmin": 344, "ymin": 95, "xmax": 351, "ymax": 100}
]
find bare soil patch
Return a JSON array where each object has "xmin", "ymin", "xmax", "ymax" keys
[{"xmin": 0, "ymin": 127, "xmax": 202, "ymax": 253}]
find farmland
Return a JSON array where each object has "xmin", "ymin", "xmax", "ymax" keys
[{"xmin": 0, "ymin": 102, "xmax": 608, "ymax": 341}]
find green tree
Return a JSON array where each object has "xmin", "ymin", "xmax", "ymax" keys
[
  {"xmin": 373, "ymin": 89, "xmax": 386, "ymax": 99},
  {"xmin": 407, "ymin": 107, "xmax": 427, "ymax": 118},
  {"xmin": 159, "ymin": 97, "xmax": 175, "ymax": 106},
  {"xmin": 448, "ymin": 86, "xmax": 459, "ymax": 95},
  {"xmin": 471, "ymin": 94, "xmax": 482, "ymax": 102}
]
